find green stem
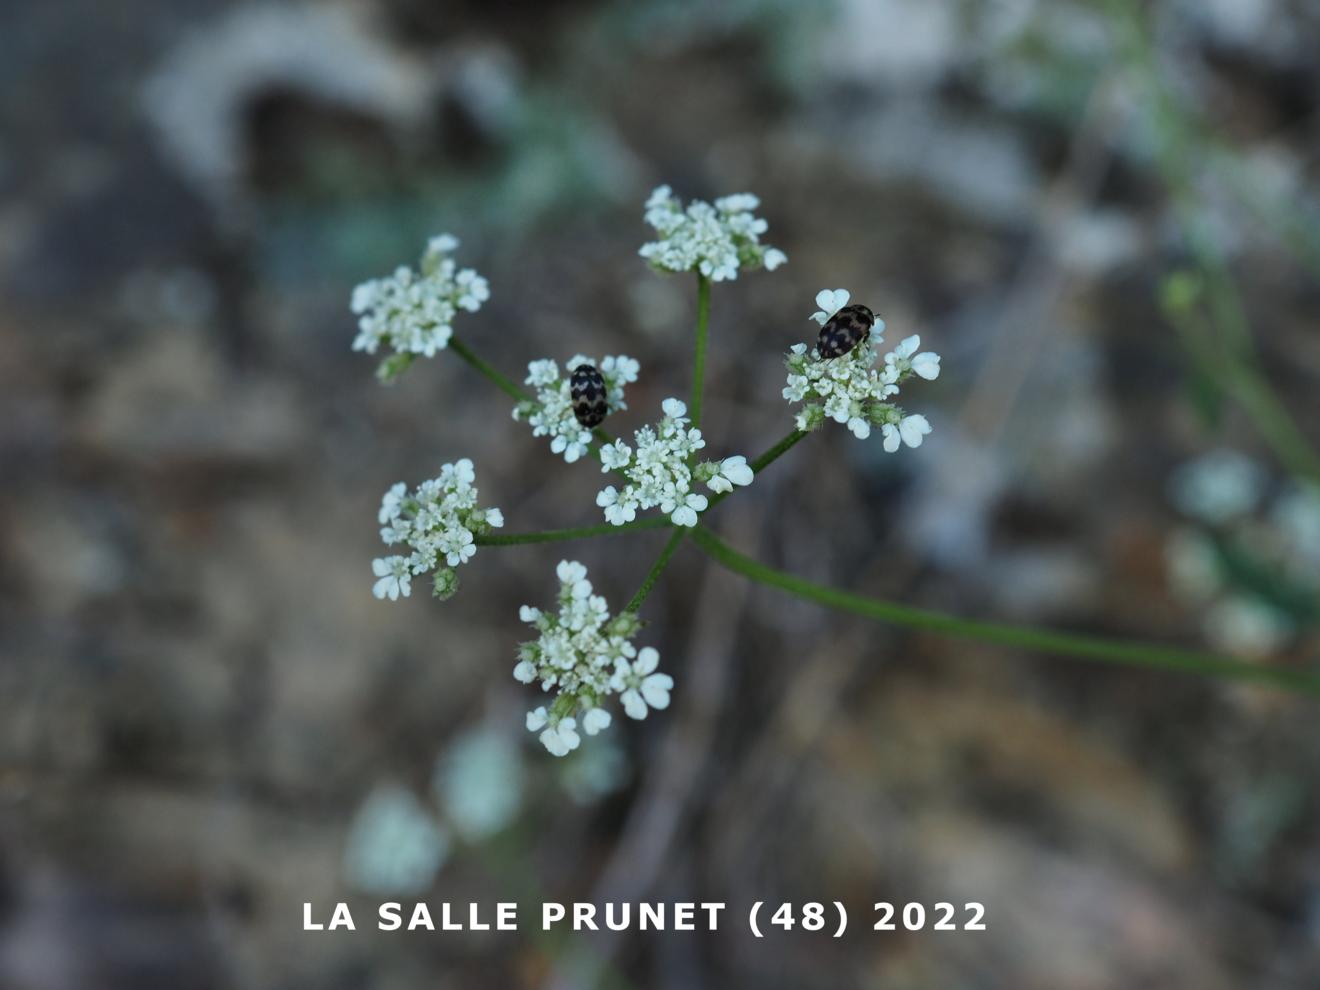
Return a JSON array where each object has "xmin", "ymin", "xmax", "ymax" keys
[
  {"xmin": 705, "ymin": 428, "xmax": 808, "ymax": 513},
  {"xmin": 689, "ymin": 275, "xmax": 711, "ymax": 428},
  {"xmin": 476, "ymin": 516, "xmax": 670, "ymax": 546},
  {"xmin": 624, "ymin": 529, "xmax": 688, "ymax": 613},
  {"xmin": 750, "ymin": 428, "xmax": 808, "ymax": 473},
  {"xmin": 448, "ymin": 336, "xmax": 528, "ymax": 402},
  {"xmin": 691, "ymin": 527, "xmax": 1320, "ymax": 697}
]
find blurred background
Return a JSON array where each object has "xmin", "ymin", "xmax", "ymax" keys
[{"xmin": 3, "ymin": 0, "xmax": 1320, "ymax": 986}]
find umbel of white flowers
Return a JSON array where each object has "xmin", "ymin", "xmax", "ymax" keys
[
  {"xmin": 596, "ymin": 398, "xmax": 754, "ymax": 528},
  {"xmin": 372, "ymin": 459, "xmax": 504, "ymax": 602},
  {"xmin": 351, "ymin": 234, "xmax": 490, "ymax": 380},
  {"xmin": 514, "ymin": 354, "xmax": 640, "ymax": 463},
  {"xmin": 639, "ymin": 186, "xmax": 787, "ymax": 281},
  {"xmin": 515, "ymin": 561, "xmax": 673, "ymax": 756},
  {"xmin": 785, "ymin": 288, "xmax": 940, "ymax": 446}
]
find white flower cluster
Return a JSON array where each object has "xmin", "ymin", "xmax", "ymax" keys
[
  {"xmin": 784, "ymin": 289, "xmax": 940, "ymax": 447},
  {"xmin": 513, "ymin": 354, "xmax": 640, "ymax": 463},
  {"xmin": 515, "ymin": 561, "xmax": 673, "ymax": 756},
  {"xmin": 350, "ymin": 234, "xmax": 491, "ymax": 379},
  {"xmin": 372, "ymin": 458, "xmax": 504, "ymax": 602},
  {"xmin": 639, "ymin": 186, "xmax": 787, "ymax": 282},
  {"xmin": 595, "ymin": 398, "xmax": 753, "ymax": 527}
]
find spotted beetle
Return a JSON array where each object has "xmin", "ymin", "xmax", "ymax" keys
[
  {"xmin": 816, "ymin": 304, "xmax": 875, "ymax": 359},
  {"xmin": 570, "ymin": 363, "xmax": 609, "ymax": 428}
]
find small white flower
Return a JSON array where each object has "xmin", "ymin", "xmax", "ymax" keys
[
  {"xmin": 811, "ymin": 288, "xmax": 851, "ymax": 325},
  {"xmin": 597, "ymin": 486, "xmax": 639, "ymax": 525},
  {"xmin": 600, "ymin": 440, "xmax": 632, "ymax": 471},
  {"xmin": 350, "ymin": 234, "xmax": 489, "ymax": 377},
  {"xmin": 885, "ymin": 335, "xmax": 941, "ymax": 381},
  {"xmin": 372, "ymin": 556, "xmax": 411, "ymax": 600},
  {"xmin": 704, "ymin": 455, "xmax": 755, "ymax": 494},
  {"xmin": 515, "ymin": 561, "xmax": 666, "ymax": 752},
  {"xmin": 785, "ymin": 294, "xmax": 939, "ymax": 450},
  {"xmin": 370, "ymin": 460, "xmax": 499, "ymax": 602},
  {"xmin": 516, "ymin": 354, "xmax": 638, "ymax": 464},
  {"xmin": 668, "ymin": 492, "xmax": 708, "ymax": 527},
  {"xmin": 612, "ymin": 647, "xmax": 673, "ymax": 720},
  {"xmin": 639, "ymin": 186, "xmax": 786, "ymax": 281}
]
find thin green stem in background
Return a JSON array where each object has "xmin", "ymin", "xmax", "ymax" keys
[
  {"xmin": 691, "ymin": 526, "xmax": 1320, "ymax": 697},
  {"xmin": 1109, "ymin": 0, "xmax": 1320, "ymax": 484},
  {"xmin": 624, "ymin": 529, "xmax": 688, "ymax": 613},
  {"xmin": 688, "ymin": 274, "xmax": 711, "ymax": 428},
  {"xmin": 476, "ymin": 516, "xmax": 670, "ymax": 546}
]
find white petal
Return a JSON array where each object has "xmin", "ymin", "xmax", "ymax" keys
[
  {"xmin": 526, "ymin": 707, "xmax": 548, "ymax": 731},
  {"xmin": 672, "ymin": 506, "xmax": 697, "ymax": 527},
  {"xmin": 721, "ymin": 457, "xmax": 754, "ymax": 486},
  {"xmin": 882, "ymin": 424, "xmax": 901, "ymax": 453},
  {"xmin": 815, "ymin": 289, "xmax": 836, "ymax": 311},
  {"xmin": 635, "ymin": 646, "xmax": 659, "ymax": 675},
  {"xmin": 621, "ymin": 689, "xmax": 648, "ymax": 720},
  {"xmin": 911, "ymin": 352, "xmax": 941, "ymax": 380},
  {"xmin": 513, "ymin": 660, "xmax": 537, "ymax": 684},
  {"xmin": 640, "ymin": 673, "xmax": 673, "ymax": 710}
]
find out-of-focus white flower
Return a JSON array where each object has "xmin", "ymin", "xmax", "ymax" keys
[
  {"xmin": 811, "ymin": 288, "xmax": 851, "ymax": 325},
  {"xmin": 610, "ymin": 647, "xmax": 673, "ymax": 720},
  {"xmin": 343, "ymin": 784, "xmax": 449, "ymax": 894},
  {"xmin": 514, "ymin": 354, "xmax": 639, "ymax": 463},
  {"xmin": 639, "ymin": 185, "xmax": 786, "ymax": 281},
  {"xmin": 1204, "ymin": 596, "xmax": 1294, "ymax": 658},
  {"xmin": 1165, "ymin": 527, "xmax": 1222, "ymax": 600},
  {"xmin": 1273, "ymin": 484, "xmax": 1320, "ymax": 570},
  {"xmin": 595, "ymin": 398, "xmax": 747, "ymax": 527},
  {"xmin": 516, "ymin": 561, "xmax": 668, "ymax": 755},
  {"xmin": 350, "ymin": 235, "xmax": 490, "ymax": 379},
  {"xmin": 434, "ymin": 728, "xmax": 523, "ymax": 841},
  {"xmin": 372, "ymin": 458, "xmax": 502, "ymax": 602},
  {"xmin": 1169, "ymin": 449, "xmax": 1265, "ymax": 524},
  {"xmin": 784, "ymin": 299, "xmax": 940, "ymax": 449}
]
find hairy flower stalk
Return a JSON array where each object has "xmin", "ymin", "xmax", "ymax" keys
[
  {"xmin": 515, "ymin": 561, "xmax": 673, "ymax": 756},
  {"xmin": 351, "ymin": 234, "xmax": 490, "ymax": 381},
  {"xmin": 372, "ymin": 459, "xmax": 504, "ymax": 602},
  {"xmin": 785, "ymin": 288, "xmax": 941, "ymax": 446},
  {"xmin": 514, "ymin": 354, "xmax": 639, "ymax": 463}
]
